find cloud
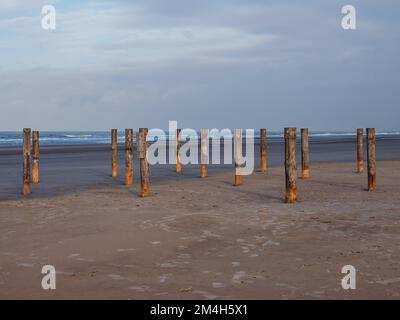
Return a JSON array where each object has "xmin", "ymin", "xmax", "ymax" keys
[
  {"xmin": 0, "ymin": 1, "xmax": 277, "ymax": 71},
  {"xmin": 0, "ymin": 0, "xmax": 399, "ymax": 130},
  {"xmin": 0, "ymin": 0, "xmax": 58, "ymax": 11}
]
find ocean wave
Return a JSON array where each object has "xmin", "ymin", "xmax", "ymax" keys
[
  {"xmin": 310, "ymin": 132, "xmax": 355, "ymax": 137},
  {"xmin": 1, "ymin": 130, "xmax": 400, "ymax": 147},
  {"xmin": 64, "ymin": 134, "xmax": 93, "ymax": 138}
]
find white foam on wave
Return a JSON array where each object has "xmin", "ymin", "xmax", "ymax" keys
[
  {"xmin": 1, "ymin": 130, "xmax": 400, "ymax": 146},
  {"xmin": 64, "ymin": 134, "xmax": 93, "ymax": 138}
]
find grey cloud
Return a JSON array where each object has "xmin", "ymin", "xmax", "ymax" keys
[{"xmin": 0, "ymin": 0, "xmax": 399, "ymax": 131}]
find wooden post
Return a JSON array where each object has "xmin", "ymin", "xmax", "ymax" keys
[
  {"xmin": 234, "ymin": 129, "xmax": 242, "ymax": 186},
  {"xmin": 22, "ymin": 128, "xmax": 31, "ymax": 195},
  {"xmin": 125, "ymin": 128, "xmax": 133, "ymax": 186},
  {"xmin": 285, "ymin": 128, "xmax": 297, "ymax": 203},
  {"xmin": 111, "ymin": 129, "xmax": 118, "ymax": 177},
  {"xmin": 32, "ymin": 130, "xmax": 40, "ymax": 184},
  {"xmin": 367, "ymin": 128, "xmax": 376, "ymax": 191},
  {"xmin": 200, "ymin": 128, "xmax": 208, "ymax": 178},
  {"xmin": 137, "ymin": 128, "xmax": 150, "ymax": 197},
  {"xmin": 357, "ymin": 128, "xmax": 364, "ymax": 173},
  {"xmin": 176, "ymin": 128, "xmax": 182, "ymax": 173},
  {"xmin": 260, "ymin": 128, "xmax": 267, "ymax": 172},
  {"xmin": 301, "ymin": 128, "xmax": 310, "ymax": 179}
]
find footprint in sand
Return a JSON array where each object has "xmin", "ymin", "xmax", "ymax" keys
[
  {"xmin": 129, "ymin": 285, "xmax": 151, "ymax": 292},
  {"xmin": 109, "ymin": 274, "xmax": 123, "ymax": 281},
  {"xmin": 177, "ymin": 253, "xmax": 191, "ymax": 259},
  {"xmin": 159, "ymin": 262, "xmax": 177, "ymax": 268},
  {"xmin": 116, "ymin": 248, "xmax": 136, "ymax": 252},
  {"xmin": 159, "ymin": 274, "xmax": 171, "ymax": 283},
  {"xmin": 262, "ymin": 240, "xmax": 280, "ymax": 247},
  {"xmin": 17, "ymin": 263, "xmax": 34, "ymax": 268},
  {"xmin": 232, "ymin": 271, "xmax": 254, "ymax": 285},
  {"xmin": 192, "ymin": 290, "xmax": 217, "ymax": 300},
  {"xmin": 77, "ymin": 258, "xmax": 95, "ymax": 262},
  {"xmin": 212, "ymin": 282, "xmax": 226, "ymax": 289}
]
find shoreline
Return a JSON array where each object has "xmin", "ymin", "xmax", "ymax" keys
[
  {"xmin": 1, "ymin": 132, "xmax": 400, "ymax": 152},
  {"xmin": 1, "ymin": 138, "xmax": 400, "ymax": 201},
  {"xmin": 0, "ymin": 134, "xmax": 399, "ymax": 152}
]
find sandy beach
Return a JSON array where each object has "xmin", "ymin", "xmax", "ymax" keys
[{"xmin": 0, "ymin": 139, "xmax": 400, "ymax": 299}]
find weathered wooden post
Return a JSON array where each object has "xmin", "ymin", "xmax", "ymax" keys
[
  {"xmin": 176, "ymin": 128, "xmax": 182, "ymax": 173},
  {"xmin": 301, "ymin": 128, "xmax": 310, "ymax": 179},
  {"xmin": 357, "ymin": 128, "xmax": 364, "ymax": 173},
  {"xmin": 32, "ymin": 130, "xmax": 40, "ymax": 184},
  {"xmin": 125, "ymin": 128, "xmax": 133, "ymax": 186},
  {"xmin": 22, "ymin": 128, "xmax": 31, "ymax": 195},
  {"xmin": 200, "ymin": 128, "xmax": 208, "ymax": 178},
  {"xmin": 137, "ymin": 128, "xmax": 150, "ymax": 197},
  {"xmin": 367, "ymin": 128, "xmax": 376, "ymax": 191},
  {"xmin": 285, "ymin": 128, "xmax": 297, "ymax": 203},
  {"xmin": 260, "ymin": 128, "xmax": 267, "ymax": 173},
  {"xmin": 111, "ymin": 129, "xmax": 118, "ymax": 177},
  {"xmin": 234, "ymin": 129, "xmax": 242, "ymax": 186}
]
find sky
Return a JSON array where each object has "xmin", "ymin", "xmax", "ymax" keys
[{"xmin": 0, "ymin": 0, "xmax": 399, "ymax": 131}]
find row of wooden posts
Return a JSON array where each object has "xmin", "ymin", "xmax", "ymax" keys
[
  {"xmin": 111, "ymin": 128, "xmax": 150, "ymax": 197},
  {"xmin": 21, "ymin": 127, "xmax": 377, "ymax": 203}
]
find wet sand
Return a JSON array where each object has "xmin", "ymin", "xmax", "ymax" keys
[{"xmin": 0, "ymin": 140, "xmax": 400, "ymax": 299}]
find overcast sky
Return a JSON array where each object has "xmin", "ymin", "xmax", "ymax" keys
[{"xmin": 0, "ymin": 0, "xmax": 399, "ymax": 131}]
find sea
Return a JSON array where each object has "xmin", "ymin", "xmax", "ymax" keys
[{"xmin": 0, "ymin": 131, "xmax": 399, "ymax": 147}]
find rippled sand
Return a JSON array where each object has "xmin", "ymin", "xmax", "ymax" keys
[{"xmin": 1, "ymin": 160, "xmax": 399, "ymax": 299}]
